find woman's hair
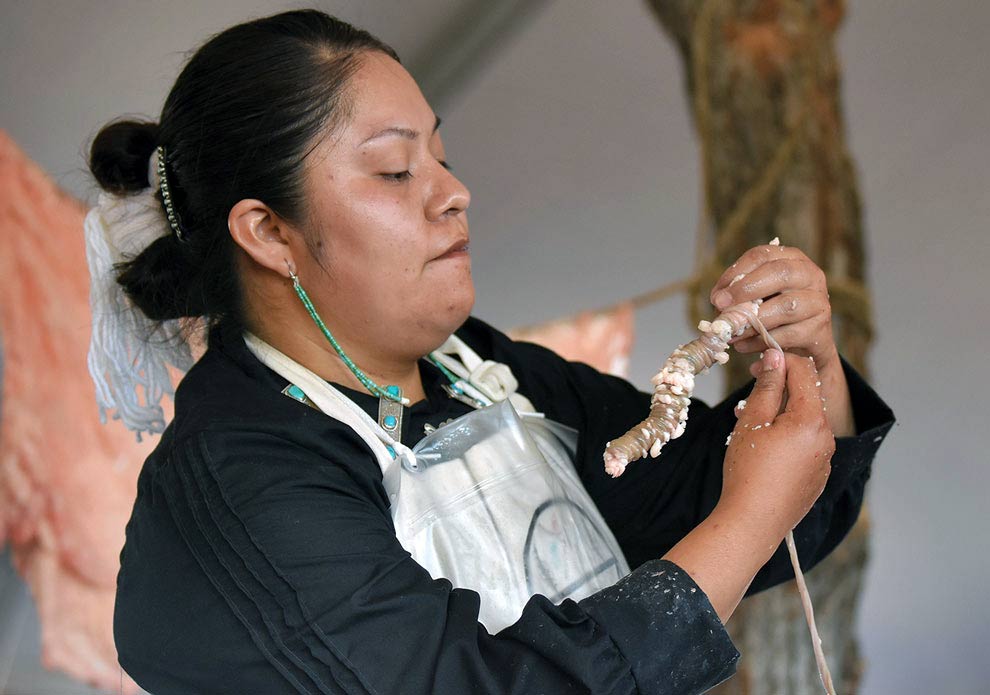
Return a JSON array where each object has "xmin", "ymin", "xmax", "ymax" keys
[{"xmin": 88, "ymin": 10, "xmax": 399, "ymax": 327}]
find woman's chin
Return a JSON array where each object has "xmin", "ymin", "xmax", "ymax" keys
[
  {"xmin": 444, "ymin": 285, "xmax": 475, "ymax": 327},
  {"xmin": 431, "ymin": 283, "xmax": 475, "ymax": 338}
]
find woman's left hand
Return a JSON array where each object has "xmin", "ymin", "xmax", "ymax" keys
[{"xmin": 709, "ymin": 242, "xmax": 856, "ymax": 437}]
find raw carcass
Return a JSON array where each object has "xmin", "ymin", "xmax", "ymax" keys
[
  {"xmin": 509, "ymin": 303, "xmax": 635, "ymax": 378},
  {"xmin": 0, "ymin": 130, "xmax": 147, "ymax": 694}
]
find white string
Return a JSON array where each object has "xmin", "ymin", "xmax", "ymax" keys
[{"xmin": 750, "ymin": 313, "xmax": 836, "ymax": 695}]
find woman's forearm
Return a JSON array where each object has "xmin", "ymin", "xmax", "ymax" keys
[{"xmin": 662, "ymin": 503, "xmax": 783, "ymax": 623}]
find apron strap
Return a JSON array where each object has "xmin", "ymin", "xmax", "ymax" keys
[
  {"xmin": 243, "ymin": 332, "xmax": 409, "ymax": 501},
  {"xmin": 243, "ymin": 330, "xmax": 539, "ymax": 496},
  {"xmin": 432, "ymin": 335, "xmax": 536, "ymax": 412}
]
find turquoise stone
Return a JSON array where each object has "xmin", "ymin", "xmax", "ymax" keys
[
  {"xmin": 383, "ymin": 415, "xmax": 398, "ymax": 429},
  {"xmin": 286, "ymin": 384, "xmax": 306, "ymax": 402},
  {"xmin": 386, "ymin": 445, "xmax": 396, "ymax": 459},
  {"xmin": 386, "ymin": 385, "xmax": 401, "ymax": 397}
]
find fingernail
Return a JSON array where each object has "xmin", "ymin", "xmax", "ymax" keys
[
  {"xmin": 713, "ymin": 290, "xmax": 732, "ymax": 310},
  {"xmin": 762, "ymin": 349, "xmax": 781, "ymax": 371}
]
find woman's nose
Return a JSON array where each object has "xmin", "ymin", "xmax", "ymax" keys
[{"xmin": 427, "ymin": 162, "xmax": 470, "ymax": 220}]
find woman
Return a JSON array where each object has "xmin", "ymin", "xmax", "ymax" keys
[{"xmin": 87, "ymin": 10, "xmax": 894, "ymax": 695}]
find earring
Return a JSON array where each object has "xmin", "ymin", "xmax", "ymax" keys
[{"xmin": 284, "ymin": 260, "xmax": 408, "ymax": 405}]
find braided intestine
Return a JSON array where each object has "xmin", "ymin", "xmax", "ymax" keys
[
  {"xmin": 602, "ymin": 297, "xmax": 764, "ymax": 478},
  {"xmin": 603, "ymin": 238, "xmax": 838, "ymax": 694}
]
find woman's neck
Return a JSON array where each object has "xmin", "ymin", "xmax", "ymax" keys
[{"xmin": 249, "ymin": 316, "xmax": 428, "ymax": 405}]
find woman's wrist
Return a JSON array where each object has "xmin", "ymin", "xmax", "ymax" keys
[{"xmin": 817, "ymin": 351, "xmax": 855, "ymax": 437}]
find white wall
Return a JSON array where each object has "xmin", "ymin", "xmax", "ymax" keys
[
  {"xmin": 2, "ymin": 1, "xmax": 988, "ymax": 693},
  {"xmin": 838, "ymin": 3, "xmax": 990, "ymax": 692}
]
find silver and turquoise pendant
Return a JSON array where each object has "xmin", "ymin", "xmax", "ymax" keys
[{"xmin": 378, "ymin": 385, "xmax": 404, "ymax": 442}]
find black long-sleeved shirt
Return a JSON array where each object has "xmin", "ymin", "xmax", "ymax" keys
[{"xmin": 114, "ymin": 317, "xmax": 895, "ymax": 694}]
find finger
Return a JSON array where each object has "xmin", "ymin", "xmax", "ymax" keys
[
  {"xmin": 728, "ymin": 289, "xmax": 828, "ymax": 343},
  {"xmin": 737, "ymin": 349, "xmax": 786, "ymax": 427},
  {"xmin": 712, "ymin": 258, "xmax": 823, "ymax": 311},
  {"xmin": 748, "ymin": 358, "xmax": 761, "ymax": 379},
  {"xmin": 729, "ymin": 314, "xmax": 829, "ymax": 355},
  {"xmin": 782, "ymin": 353, "xmax": 825, "ymax": 419},
  {"xmin": 734, "ymin": 398, "xmax": 748, "ymax": 417},
  {"xmin": 711, "ymin": 244, "xmax": 809, "ymax": 303},
  {"xmin": 746, "ymin": 355, "xmax": 793, "ymax": 413}
]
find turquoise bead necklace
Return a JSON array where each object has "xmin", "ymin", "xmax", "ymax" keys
[
  {"xmin": 281, "ymin": 266, "xmax": 495, "ymax": 451},
  {"xmin": 427, "ymin": 355, "xmax": 462, "ymax": 387},
  {"xmin": 287, "ymin": 264, "xmax": 408, "ymax": 405},
  {"xmin": 426, "ymin": 355, "xmax": 492, "ymax": 409}
]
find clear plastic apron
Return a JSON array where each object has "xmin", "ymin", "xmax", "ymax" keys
[
  {"xmin": 243, "ymin": 333, "xmax": 630, "ymax": 633},
  {"xmin": 400, "ymin": 398, "xmax": 629, "ymax": 631}
]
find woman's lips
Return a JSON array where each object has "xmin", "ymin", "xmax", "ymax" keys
[{"xmin": 434, "ymin": 242, "xmax": 470, "ymax": 260}]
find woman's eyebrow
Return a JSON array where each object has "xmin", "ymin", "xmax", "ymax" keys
[{"xmin": 358, "ymin": 115, "xmax": 442, "ymax": 147}]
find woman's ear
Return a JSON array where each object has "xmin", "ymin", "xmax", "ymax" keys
[{"xmin": 227, "ymin": 198, "xmax": 296, "ymax": 276}]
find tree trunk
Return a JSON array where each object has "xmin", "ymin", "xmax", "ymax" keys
[{"xmin": 644, "ymin": 1, "xmax": 874, "ymax": 692}]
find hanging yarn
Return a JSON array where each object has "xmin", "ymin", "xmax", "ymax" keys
[{"xmin": 83, "ymin": 150, "xmax": 194, "ymax": 440}]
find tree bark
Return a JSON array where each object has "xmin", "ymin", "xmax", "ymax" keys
[{"xmin": 644, "ymin": 1, "xmax": 874, "ymax": 692}]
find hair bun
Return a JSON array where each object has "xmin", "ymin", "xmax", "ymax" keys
[
  {"xmin": 116, "ymin": 234, "xmax": 200, "ymax": 320},
  {"xmin": 89, "ymin": 120, "xmax": 160, "ymax": 195}
]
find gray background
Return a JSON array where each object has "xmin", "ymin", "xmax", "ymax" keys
[{"xmin": 1, "ymin": 1, "xmax": 987, "ymax": 693}]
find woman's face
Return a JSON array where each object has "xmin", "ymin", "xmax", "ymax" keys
[{"xmin": 294, "ymin": 51, "xmax": 473, "ymax": 361}]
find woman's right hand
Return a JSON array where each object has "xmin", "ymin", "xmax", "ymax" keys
[{"xmin": 719, "ymin": 349, "xmax": 836, "ymax": 542}]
